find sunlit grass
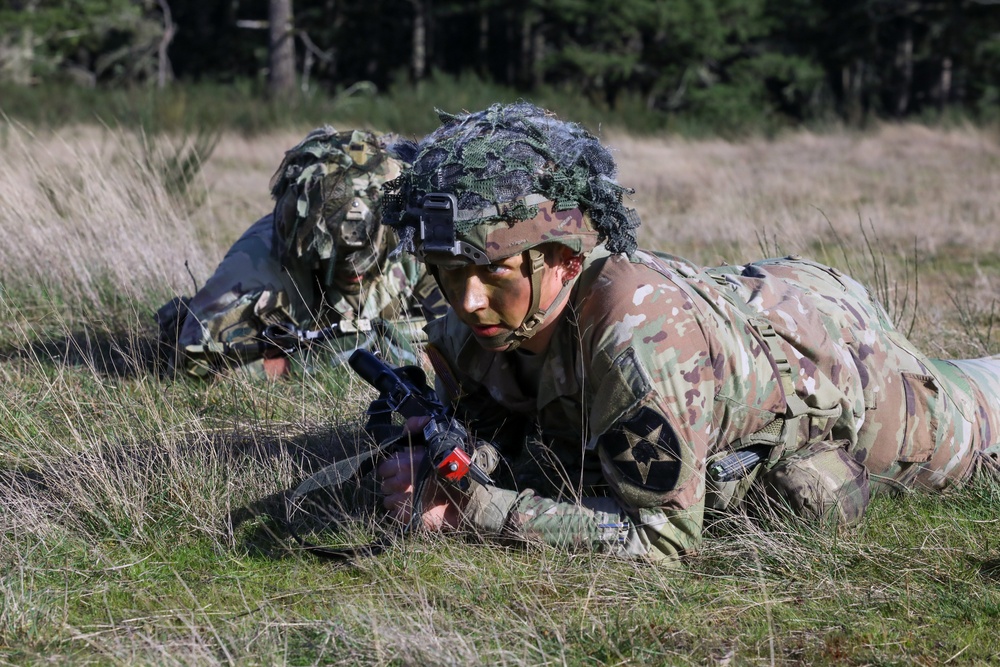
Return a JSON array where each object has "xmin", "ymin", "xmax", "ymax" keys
[{"xmin": 0, "ymin": 119, "xmax": 998, "ymax": 664}]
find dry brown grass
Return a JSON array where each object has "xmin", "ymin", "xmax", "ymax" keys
[
  {"xmin": 7, "ymin": 120, "xmax": 996, "ymax": 302},
  {"xmin": 609, "ymin": 123, "xmax": 1000, "ymax": 264},
  {"xmin": 5, "ymin": 120, "xmax": 999, "ymax": 354},
  {"xmin": 190, "ymin": 121, "xmax": 1000, "ymax": 271},
  {"xmin": 2, "ymin": 119, "xmax": 999, "ymax": 665}
]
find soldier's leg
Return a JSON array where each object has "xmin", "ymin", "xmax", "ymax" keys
[
  {"xmin": 743, "ymin": 258, "xmax": 978, "ymax": 512},
  {"xmin": 835, "ymin": 318, "xmax": 987, "ymax": 493},
  {"xmin": 932, "ymin": 357, "xmax": 1000, "ymax": 483},
  {"xmin": 785, "ymin": 262, "xmax": 988, "ymax": 494}
]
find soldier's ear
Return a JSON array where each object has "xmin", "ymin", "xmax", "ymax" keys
[{"xmin": 552, "ymin": 245, "xmax": 582, "ymax": 284}]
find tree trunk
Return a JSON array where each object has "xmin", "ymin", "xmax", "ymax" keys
[
  {"xmin": 504, "ymin": 7, "xmax": 516, "ymax": 85},
  {"xmin": 156, "ymin": 0, "xmax": 176, "ymax": 89},
  {"xmin": 518, "ymin": 9, "xmax": 544, "ymax": 89},
  {"xmin": 519, "ymin": 10, "xmax": 536, "ymax": 87},
  {"xmin": 531, "ymin": 23, "xmax": 544, "ymax": 89},
  {"xmin": 894, "ymin": 22, "xmax": 913, "ymax": 117},
  {"xmin": 478, "ymin": 8, "xmax": 489, "ymax": 77},
  {"xmin": 267, "ymin": 0, "xmax": 296, "ymax": 97},
  {"xmin": 843, "ymin": 60, "xmax": 866, "ymax": 126},
  {"xmin": 940, "ymin": 56, "xmax": 952, "ymax": 112},
  {"xmin": 4, "ymin": 0, "xmax": 38, "ymax": 85},
  {"xmin": 410, "ymin": 0, "xmax": 428, "ymax": 82}
]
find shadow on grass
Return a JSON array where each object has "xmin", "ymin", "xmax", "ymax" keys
[
  {"xmin": 980, "ymin": 558, "xmax": 1000, "ymax": 583},
  {"xmin": 231, "ymin": 435, "xmax": 395, "ymax": 563},
  {"xmin": 0, "ymin": 326, "xmax": 164, "ymax": 379},
  {"xmin": 219, "ymin": 421, "xmax": 392, "ymax": 562},
  {"xmin": 1, "ymin": 417, "xmax": 380, "ymax": 560}
]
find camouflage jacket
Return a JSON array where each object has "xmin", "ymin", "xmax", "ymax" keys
[{"xmin": 426, "ymin": 250, "xmax": 1000, "ymax": 561}]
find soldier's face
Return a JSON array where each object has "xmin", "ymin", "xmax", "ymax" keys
[
  {"xmin": 435, "ymin": 246, "xmax": 574, "ymax": 353},
  {"xmin": 335, "ymin": 252, "xmax": 367, "ymax": 284}
]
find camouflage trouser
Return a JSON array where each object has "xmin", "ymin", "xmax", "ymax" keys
[{"xmin": 732, "ymin": 259, "xmax": 1000, "ymax": 524}]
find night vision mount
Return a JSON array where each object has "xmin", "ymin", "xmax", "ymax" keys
[{"xmin": 408, "ymin": 193, "xmax": 491, "ymax": 265}]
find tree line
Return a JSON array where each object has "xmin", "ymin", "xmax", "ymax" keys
[{"xmin": 2, "ymin": 0, "xmax": 999, "ymax": 129}]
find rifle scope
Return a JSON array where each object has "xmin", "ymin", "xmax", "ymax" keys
[{"xmin": 348, "ymin": 349, "xmax": 404, "ymax": 397}]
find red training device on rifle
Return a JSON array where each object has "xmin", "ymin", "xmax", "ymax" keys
[{"xmin": 435, "ymin": 447, "xmax": 473, "ymax": 484}]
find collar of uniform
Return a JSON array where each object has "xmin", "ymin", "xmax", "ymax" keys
[
  {"xmin": 427, "ymin": 315, "xmax": 497, "ymax": 390},
  {"xmin": 432, "ymin": 306, "xmax": 579, "ymax": 416},
  {"xmin": 529, "ymin": 256, "xmax": 608, "ymax": 411},
  {"xmin": 432, "ymin": 251, "xmax": 620, "ymax": 413},
  {"xmin": 464, "ymin": 271, "xmax": 595, "ymax": 412}
]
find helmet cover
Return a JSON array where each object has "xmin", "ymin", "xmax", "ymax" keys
[
  {"xmin": 270, "ymin": 127, "xmax": 401, "ymax": 282},
  {"xmin": 382, "ymin": 102, "xmax": 640, "ymax": 263}
]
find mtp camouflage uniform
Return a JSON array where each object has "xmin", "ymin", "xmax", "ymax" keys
[{"xmin": 157, "ymin": 128, "xmax": 445, "ymax": 378}]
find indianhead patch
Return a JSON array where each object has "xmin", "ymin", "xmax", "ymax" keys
[{"xmin": 599, "ymin": 407, "xmax": 682, "ymax": 492}]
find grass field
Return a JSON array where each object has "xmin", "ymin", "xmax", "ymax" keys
[{"xmin": 1, "ymin": 117, "xmax": 999, "ymax": 665}]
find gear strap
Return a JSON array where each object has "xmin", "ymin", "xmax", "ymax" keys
[
  {"xmin": 508, "ymin": 248, "xmax": 576, "ymax": 350},
  {"xmin": 707, "ymin": 273, "xmax": 811, "ymax": 464}
]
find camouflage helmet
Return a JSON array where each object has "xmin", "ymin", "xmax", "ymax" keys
[
  {"xmin": 382, "ymin": 102, "xmax": 640, "ymax": 349},
  {"xmin": 270, "ymin": 127, "xmax": 401, "ymax": 288},
  {"xmin": 382, "ymin": 102, "xmax": 640, "ymax": 265}
]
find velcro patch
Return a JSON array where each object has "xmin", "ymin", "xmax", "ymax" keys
[{"xmin": 600, "ymin": 407, "xmax": 682, "ymax": 492}]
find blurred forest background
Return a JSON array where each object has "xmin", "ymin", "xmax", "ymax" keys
[{"xmin": 2, "ymin": 0, "xmax": 999, "ymax": 136}]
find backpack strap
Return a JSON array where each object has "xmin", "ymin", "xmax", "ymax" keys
[{"xmin": 706, "ymin": 272, "xmax": 811, "ymax": 465}]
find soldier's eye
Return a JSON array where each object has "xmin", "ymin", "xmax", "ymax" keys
[{"xmin": 485, "ymin": 263, "xmax": 507, "ymax": 275}]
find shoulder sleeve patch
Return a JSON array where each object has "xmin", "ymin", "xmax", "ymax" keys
[
  {"xmin": 587, "ymin": 346, "xmax": 653, "ymax": 449},
  {"xmin": 598, "ymin": 406, "xmax": 682, "ymax": 493}
]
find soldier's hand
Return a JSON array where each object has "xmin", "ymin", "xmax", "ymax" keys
[
  {"xmin": 377, "ymin": 446, "xmax": 463, "ymax": 531},
  {"xmin": 403, "ymin": 415, "xmax": 431, "ymax": 434}
]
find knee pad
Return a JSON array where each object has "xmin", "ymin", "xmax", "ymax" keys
[{"xmin": 760, "ymin": 442, "xmax": 871, "ymax": 527}]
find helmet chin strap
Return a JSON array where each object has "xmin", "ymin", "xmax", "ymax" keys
[
  {"xmin": 429, "ymin": 247, "xmax": 576, "ymax": 352},
  {"xmin": 491, "ymin": 248, "xmax": 575, "ymax": 352}
]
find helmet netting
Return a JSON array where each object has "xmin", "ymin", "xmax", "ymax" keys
[
  {"xmin": 270, "ymin": 127, "xmax": 393, "ymax": 274},
  {"xmin": 383, "ymin": 102, "xmax": 639, "ymax": 256}
]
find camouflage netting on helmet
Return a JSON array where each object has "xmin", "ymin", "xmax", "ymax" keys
[
  {"xmin": 383, "ymin": 102, "xmax": 640, "ymax": 256},
  {"xmin": 270, "ymin": 127, "xmax": 392, "ymax": 271}
]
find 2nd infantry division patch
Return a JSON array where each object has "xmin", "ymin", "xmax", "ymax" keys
[{"xmin": 600, "ymin": 407, "xmax": 682, "ymax": 492}]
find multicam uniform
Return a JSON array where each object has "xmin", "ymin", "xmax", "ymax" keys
[
  {"xmin": 428, "ymin": 249, "xmax": 1000, "ymax": 561},
  {"xmin": 375, "ymin": 101, "xmax": 1000, "ymax": 563},
  {"xmin": 157, "ymin": 127, "xmax": 445, "ymax": 378}
]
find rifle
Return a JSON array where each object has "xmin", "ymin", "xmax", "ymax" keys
[
  {"xmin": 212, "ymin": 316, "xmax": 427, "ymax": 365},
  {"xmin": 284, "ymin": 349, "xmax": 493, "ymax": 559},
  {"xmin": 348, "ymin": 348, "xmax": 494, "ymax": 490},
  {"xmin": 258, "ymin": 319, "xmax": 373, "ymax": 354}
]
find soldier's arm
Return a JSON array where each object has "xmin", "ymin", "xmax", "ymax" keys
[
  {"xmin": 461, "ymin": 479, "xmax": 702, "ymax": 563},
  {"xmin": 457, "ymin": 395, "xmax": 709, "ymax": 562},
  {"xmin": 458, "ymin": 327, "xmax": 714, "ymax": 562}
]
